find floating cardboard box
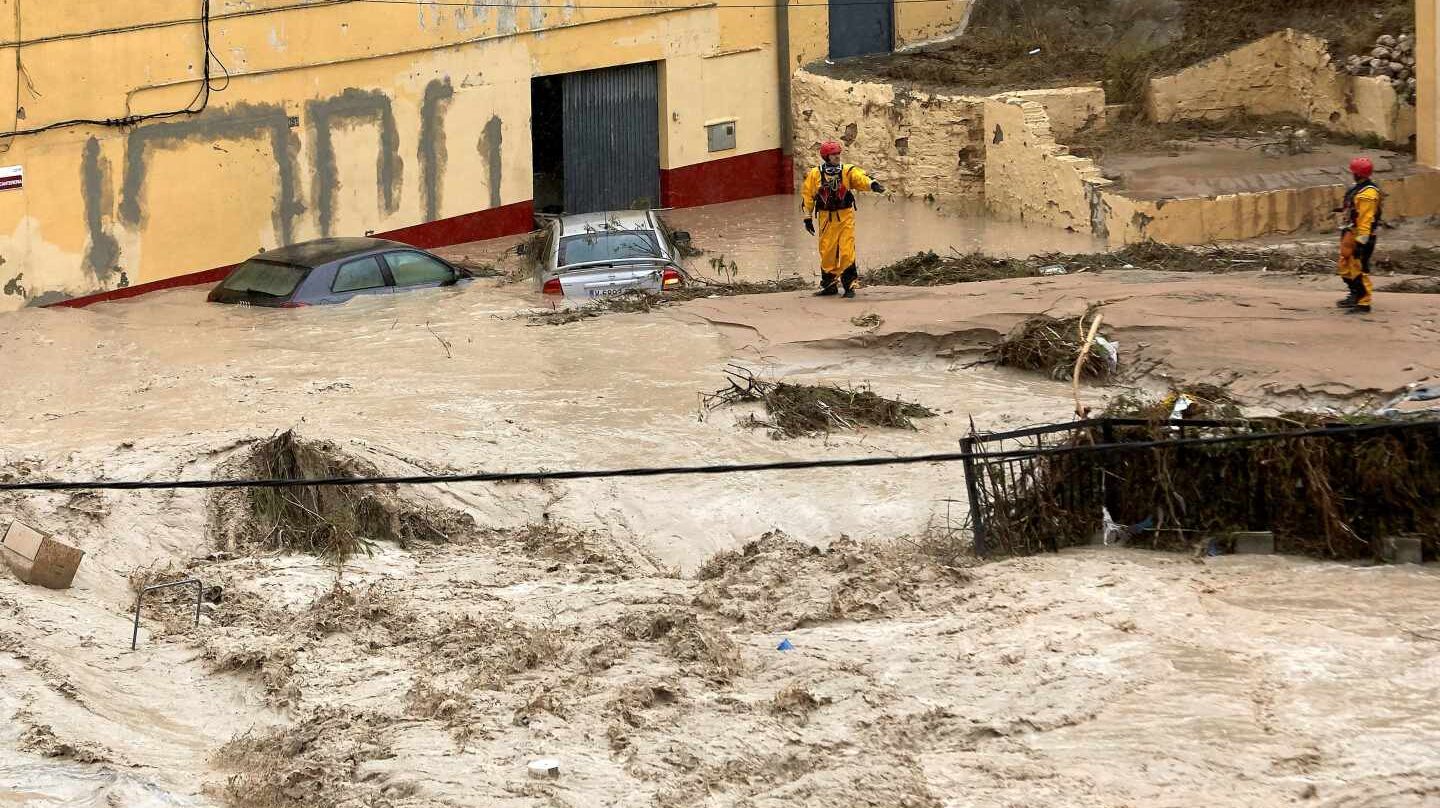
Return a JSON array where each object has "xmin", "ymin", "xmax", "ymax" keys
[{"xmin": 2, "ymin": 520, "xmax": 84, "ymax": 589}]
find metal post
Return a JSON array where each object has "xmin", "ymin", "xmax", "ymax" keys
[
  {"xmin": 960, "ymin": 437, "xmax": 987, "ymax": 557},
  {"xmin": 131, "ymin": 578, "xmax": 203, "ymax": 651},
  {"xmin": 1101, "ymin": 420, "xmax": 1120, "ymax": 527}
]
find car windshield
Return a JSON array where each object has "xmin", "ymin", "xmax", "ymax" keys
[
  {"xmin": 557, "ymin": 230, "xmax": 662, "ymax": 266},
  {"xmin": 221, "ymin": 259, "xmax": 308, "ymax": 297}
]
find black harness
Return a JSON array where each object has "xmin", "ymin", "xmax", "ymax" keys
[
  {"xmin": 814, "ymin": 164, "xmax": 856, "ymax": 212},
  {"xmin": 1343, "ymin": 179, "xmax": 1384, "ymax": 228}
]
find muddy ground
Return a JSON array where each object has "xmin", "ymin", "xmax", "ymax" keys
[
  {"xmin": 2, "ymin": 201, "xmax": 1439, "ymax": 806},
  {"xmin": 821, "ymin": 0, "xmax": 1415, "ymax": 102}
]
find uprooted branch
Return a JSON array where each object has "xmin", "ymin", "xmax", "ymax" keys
[{"xmin": 702, "ymin": 365, "xmax": 935, "ymax": 439}]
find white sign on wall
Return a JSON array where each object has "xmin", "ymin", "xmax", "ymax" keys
[{"xmin": 0, "ymin": 166, "xmax": 22, "ymax": 191}]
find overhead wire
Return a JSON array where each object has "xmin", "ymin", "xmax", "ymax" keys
[
  {"xmin": 0, "ymin": 0, "xmax": 953, "ymax": 49},
  {"xmin": 0, "ymin": 0, "xmax": 231, "ymax": 140},
  {"xmin": 0, "ymin": 420, "xmax": 1431, "ymax": 493},
  {"xmin": 0, "ymin": 0, "xmax": 942, "ymax": 138}
]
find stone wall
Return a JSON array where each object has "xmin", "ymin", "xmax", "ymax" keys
[
  {"xmin": 791, "ymin": 70, "xmax": 987, "ymax": 210},
  {"xmin": 1103, "ymin": 169, "xmax": 1440, "ymax": 244},
  {"xmin": 982, "ymin": 96, "xmax": 1111, "ymax": 234},
  {"xmin": 790, "ymin": 71, "xmax": 1107, "ymax": 212},
  {"xmin": 1148, "ymin": 29, "xmax": 1417, "ymax": 145}
]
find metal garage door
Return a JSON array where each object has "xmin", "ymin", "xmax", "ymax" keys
[
  {"xmin": 562, "ymin": 62, "xmax": 661, "ymax": 214},
  {"xmin": 828, "ymin": 0, "xmax": 893, "ymax": 60}
]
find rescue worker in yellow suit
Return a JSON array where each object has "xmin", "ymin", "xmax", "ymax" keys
[
  {"xmin": 802, "ymin": 140, "xmax": 885, "ymax": 298},
  {"xmin": 1336, "ymin": 156, "xmax": 1382, "ymax": 315}
]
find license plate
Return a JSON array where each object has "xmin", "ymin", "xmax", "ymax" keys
[{"xmin": 590, "ymin": 287, "xmax": 631, "ymax": 298}]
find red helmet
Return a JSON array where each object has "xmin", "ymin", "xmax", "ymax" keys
[
  {"xmin": 1349, "ymin": 156, "xmax": 1374, "ymax": 178},
  {"xmin": 819, "ymin": 140, "xmax": 843, "ymax": 158}
]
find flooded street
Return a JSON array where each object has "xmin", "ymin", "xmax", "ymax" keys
[
  {"xmin": 438, "ymin": 195, "xmax": 1105, "ymax": 282},
  {"xmin": 1, "ymin": 198, "xmax": 1438, "ymax": 806}
]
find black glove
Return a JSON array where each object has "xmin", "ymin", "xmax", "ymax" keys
[
  {"xmin": 870, "ymin": 181, "xmax": 885, "ymax": 193},
  {"xmin": 803, "ymin": 218, "xmax": 815, "ymax": 236}
]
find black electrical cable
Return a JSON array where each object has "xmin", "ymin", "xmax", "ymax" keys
[
  {"xmin": 0, "ymin": 0, "xmax": 230, "ymax": 140},
  {"xmin": 0, "ymin": 0, "xmax": 956, "ymax": 49},
  {"xmin": 0, "ymin": 420, "xmax": 1431, "ymax": 493},
  {"xmin": 357, "ymin": 0, "xmax": 964, "ymax": 7},
  {"xmin": 0, "ymin": 0, "xmax": 355, "ymax": 49}
]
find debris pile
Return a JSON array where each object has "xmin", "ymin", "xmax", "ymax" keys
[
  {"xmin": 972, "ymin": 416, "xmax": 1440, "ymax": 560},
  {"xmin": 527, "ymin": 277, "xmax": 807, "ymax": 326},
  {"xmin": 692, "ymin": 530, "xmax": 970, "ymax": 632},
  {"xmin": 1104, "ymin": 385, "xmax": 1243, "ymax": 420},
  {"xmin": 217, "ymin": 707, "xmax": 398, "ymax": 808},
  {"xmin": 1342, "ymin": 32, "xmax": 1418, "ymax": 104},
  {"xmin": 1381, "ymin": 278, "xmax": 1440, "ymax": 294},
  {"xmin": 989, "ymin": 311, "xmax": 1118, "ymax": 381},
  {"xmin": 208, "ymin": 430, "xmax": 475, "ymax": 562},
  {"xmin": 702, "ymin": 365, "xmax": 935, "ymax": 439},
  {"xmin": 862, "ymin": 251, "xmax": 1036, "ymax": 286}
]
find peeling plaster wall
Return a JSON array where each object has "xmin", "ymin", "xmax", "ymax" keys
[
  {"xmin": 791, "ymin": 70, "xmax": 986, "ymax": 209},
  {"xmin": 1148, "ymin": 29, "xmax": 1417, "ymax": 144},
  {"xmin": 982, "ymin": 97, "xmax": 1111, "ymax": 234}
]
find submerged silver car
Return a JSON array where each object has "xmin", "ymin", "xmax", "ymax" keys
[{"xmin": 527, "ymin": 210, "xmax": 690, "ymax": 298}]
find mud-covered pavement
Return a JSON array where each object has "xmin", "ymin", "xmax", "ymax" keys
[{"xmin": 2, "ymin": 199, "xmax": 1439, "ymax": 806}]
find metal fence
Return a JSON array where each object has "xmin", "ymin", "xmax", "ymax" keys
[{"xmin": 962, "ymin": 417, "xmax": 1440, "ymax": 560}]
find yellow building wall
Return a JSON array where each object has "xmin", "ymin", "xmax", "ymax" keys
[
  {"xmin": 787, "ymin": 0, "xmax": 972, "ymax": 68},
  {"xmin": 1420, "ymin": 0, "xmax": 1439, "ymax": 167},
  {"xmin": 0, "ymin": 0, "xmax": 797, "ymax": 310}
]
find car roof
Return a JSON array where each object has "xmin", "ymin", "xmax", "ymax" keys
[
  {"xmin": 557, "ymin": 211, "xmax": 655, "ymax": 237},
  {"xmin": 253, "ymin": 237, "xmax": 414, "ymax": 268}
]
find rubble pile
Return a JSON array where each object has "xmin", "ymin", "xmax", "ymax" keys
[{"xmin": 1342, "ymin": 32, "xmax": 1418, "ymax": 104}]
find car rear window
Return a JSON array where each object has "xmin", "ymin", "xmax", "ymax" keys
[
  {"xmin": 558, "ymin": 231, "xmax": 661, "ymax": 266},
  {"xmin": 221, "ymin": 259, "xmax": 308, "ymax": 297}
]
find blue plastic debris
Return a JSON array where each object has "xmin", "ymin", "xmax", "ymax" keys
[{"xmin": 777, "ymin": 638, "xmax": 794, "ymax": 651}]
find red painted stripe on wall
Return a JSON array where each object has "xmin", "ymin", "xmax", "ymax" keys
[
  {"xmin": 660, "ymin": 148, "xmax": 793, "ymax": 208},
  {"xmin": 374, "ymin": 200, "xmax": 535, "ymax": 249},
  {"xmin": 48, "ymin": 148, "xmax": 793, "ymax": 310},
  {"xmin": 46, "ymin": 201, "xmax": 537, "ymax": 309}
]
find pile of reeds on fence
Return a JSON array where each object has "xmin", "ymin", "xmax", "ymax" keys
[{"xmin": 970, "ymin": 417, "xmax": 1440, "ymax": 561}]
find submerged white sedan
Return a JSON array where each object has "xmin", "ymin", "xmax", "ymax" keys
[{"xmin": 525, "ymin": 210, "xmax": 691, "ymax": 299}]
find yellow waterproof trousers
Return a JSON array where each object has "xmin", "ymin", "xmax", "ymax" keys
[
  {"xmin": 1338, "ymin": 230, "xmax": 1374, "ymax": 307},
  {"xmin": 817, "ymin": 208, "xmax": 857, "ymax": 290}
]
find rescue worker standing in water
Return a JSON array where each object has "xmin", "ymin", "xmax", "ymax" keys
[
  {"xmin": 1337, "ymin": 156, "xmax": 1382, "ymax": 315},
  {"xmin": 802, "ymin": 140, "xmax": 885, "ymax": 298}
]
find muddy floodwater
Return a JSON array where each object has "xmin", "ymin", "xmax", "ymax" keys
[
  {"xmin": 441, "ymin": 195, "xmax": 1106, "ymax": 280},
  {"xmin": 2, "ymin": 199, "xmax": 1438, "ymax": 807}
]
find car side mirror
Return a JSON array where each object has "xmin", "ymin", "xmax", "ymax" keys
[{"xmin": 672, "ymin": 230, "xmax": 692, "ymax": 245}]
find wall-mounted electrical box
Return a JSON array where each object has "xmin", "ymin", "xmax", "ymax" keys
[{"xmin": 706, "ymin": 120, "xmax": 737, "ymax": 152}]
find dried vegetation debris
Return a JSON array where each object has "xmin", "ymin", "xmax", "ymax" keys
[
  {"xmin": 693, "ymin": 530, "xmax": 970, "ymax": 632},
  {"xmin": 16, "ymin": 711, "xmax": 111, "ymax": 764},
  {"xmin": 526, "ymin": 277, "xmax": 808, "ymax": 326},
  {"xmin": 217, "ymin": 707, "xmax": 398, "ymax": 808},
  {"xmin": 702, "ymin": 365, "xmax": 935, "ymax": 439},
  {"xmin": 208, "ymin": 430, "xmax": 476, "ymax": 562},
  {"xmin": 1380, "ymin": 278, "xmax": 1440, "ymax": 294},
  {"xmin": 618, "ymin": 608, "xmax": 745, "ymax": 683},
  {"xmin": 990, "ymin": 309, "xmax": 1117, "ymax": 381},
  {"xmin": 866, "ymin": 241, "xmax": 1435, "ymax": 286},
  {"xmin": 975, "ymin": 413, "xmax": 1440, "ymax": 559}
]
